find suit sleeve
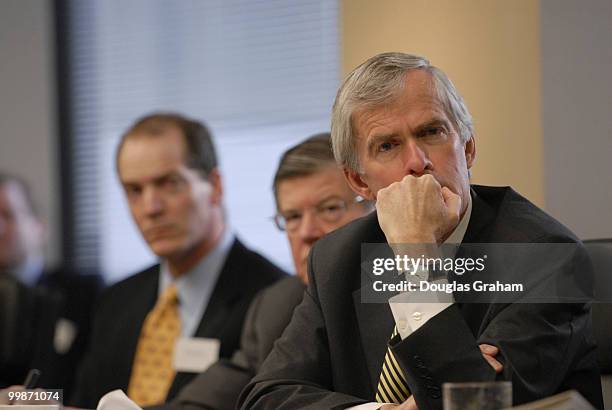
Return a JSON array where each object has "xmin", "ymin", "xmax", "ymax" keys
[
  {"xmin": 391, "ymin": 302, "xmax": 599, "ymax": 409},
  {"xmin": 69, "ymin": 296, "xmax": 108, "ymax": 408},
  {"xmin": 239, "ymin": 248, "xmax": 369, "ymax": 410},
  {"xmin": 239, "ymin": 291, "xmax": 369, "ymax": 409},
  {"xmin": 389, "ymin": 242, "xmax": 602, "ymax": 410},
  {"xmin": 69, "ymin": 285, "xmax": 134, "ymax": 408},
  {"xmin": 167, "ymin": 291, "xmax": 266, "ymax": 410}
]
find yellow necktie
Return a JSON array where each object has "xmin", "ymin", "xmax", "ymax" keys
[
  {"xmin": 128, "ymin": 284, "xmax": 181, "ymax": 406},
  {"xmin": 375, "ymin": 327, "xmax": 411, "ymax": 404}
]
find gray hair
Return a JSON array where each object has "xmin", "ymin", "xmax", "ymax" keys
[{"xmin": 331, "ymin": 52, "xmax": 474, "ymax": 172}]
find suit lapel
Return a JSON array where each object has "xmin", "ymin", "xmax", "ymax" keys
[
  {"xmin": 351, "ymin": 193, "xmax": 496, "ymax": 392},
  {"xmin": 463, "ymin": 188, "xmax": 497, "ymax": 244},
  {"xmin": 121, "ymin": 266, "xmax": 159, "ymax": 391},
  {"xmin": 350, "ymin": 213, "xmax": 396, "ymax": 393},
  {"xmin": 168, "ymin": 240, "xmax": 246, "ymax": 398},
  {"xmin": 353, "ymin": 288, "xmax": 394, "ymax": 393},
  {"xmin": 193, "ymin": 239, "xmax": 246, "ymax": 338}
]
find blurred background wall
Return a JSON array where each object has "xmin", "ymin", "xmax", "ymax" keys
[
  {"xmin": 0, "ymin": 0, "xmax": 60, "ymax": 266},
  {"xmin": 341, "ymin": 0, "xmax": 612, "ymax": 240},
  {"xmin": 1, "ymin": 0, "xmax": 610, "ymax": 281},
  {"xmin": 342, "ymin": 0, "xmax": 544, "ymax": 206},
  {"xmin": 540, "ymin": 0, "xmax": 612, "ymax": 240}
]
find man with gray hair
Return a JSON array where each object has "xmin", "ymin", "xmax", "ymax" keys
[{"xmin": 240, "ymin": 53, "xmax": 602, "ymax": 409}]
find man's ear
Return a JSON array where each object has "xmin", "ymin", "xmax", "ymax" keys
[
  {"xmin": 343, "ymin": 168, "xmax": 376, "ymax": 200},
  {"xmin": 207, "ymin": 168, "xmax": 223, "ymax": 206},
  {"xmin": 464, "ymin": 135, "xmax": 476, "ymax": 169},
  {"xmin": 28, "ymin": 216, "xmax": 47, "ymax": 253}
]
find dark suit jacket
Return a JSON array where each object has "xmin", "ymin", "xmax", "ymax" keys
[
  {"xmin": 0, "ymin": 268, "xmax": 101, "ymax": 392},
  {"xmin": 70, "ymin": 239, "xmax": 286, "ymax": 408},
  {"xmin": 36, "ymin": 269, "xmax": 103, "ymax": 396},
  {"xmin": 0, "ymin": 273, "xmax": 61, "ymax": 388},
  {"xmin": 157, "ymin": 276, "xmax": 305, "ymax": 410},
  {"xmin": 240, "ymin": 186, "xmax": 603, "ymax": 410}
]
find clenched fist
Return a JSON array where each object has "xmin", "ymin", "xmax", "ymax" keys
[{"xmin": 376, "ymin": 174, "xmax": 461, "ymax": 245}]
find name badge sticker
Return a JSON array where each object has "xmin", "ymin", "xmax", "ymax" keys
[{"xmin": 173, "ymin": 337, "xmax": 220, "ymax": 373}]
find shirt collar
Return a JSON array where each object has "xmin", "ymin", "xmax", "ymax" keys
[
  {"xmin": 159, "ymin": 228, "xmax": 234, "ymax": 319},
  {"xmin": 11, "ymin": 255, "xmax": 45, "ymax": 286}
]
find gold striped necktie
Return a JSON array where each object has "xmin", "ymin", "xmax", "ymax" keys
[
  {"xmin": 375, "ymin": 326, "xmax": 411, "ymax": 404},
  {"xmin": 128, "ymin": 284, "xmax": 181, "ymax": 406}
]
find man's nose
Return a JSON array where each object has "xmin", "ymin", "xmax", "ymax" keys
[
  {"xmin": 297, "ymin": 210, "xmax": 325, "ymax": 244},
  {"xmin": 403, "ymin": 139, "xmax": 431, "ymax": 176},
  {"xmin": 142, "ymin": 187, "xmax": 165, "ymax": 216}
]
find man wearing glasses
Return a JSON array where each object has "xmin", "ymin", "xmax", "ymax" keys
[{"xmin": 153, "ymin": 133, "xmax": 371, "ymax": 410}]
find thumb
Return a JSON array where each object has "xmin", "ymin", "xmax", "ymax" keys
[{"xmin": 441, "ymin": 186, "xmax": 461, "ymax": 216}]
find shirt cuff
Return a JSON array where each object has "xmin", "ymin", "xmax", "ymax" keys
[
  {"xmin": 346, "ymin": 402, "xmax": 388, "ymax": 410},
  {"xmin": 389, "ymin": 298, "xmax": 452, "ymax": 339}
]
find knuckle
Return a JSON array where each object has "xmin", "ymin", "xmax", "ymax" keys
[{"xmin": 401, "ymin": 174, "xmax": 417, "ymax": 187}]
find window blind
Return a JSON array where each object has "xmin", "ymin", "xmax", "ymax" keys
[{"xmin": 60, "ymin": 0, "xmax": 339, "ymax": 282}]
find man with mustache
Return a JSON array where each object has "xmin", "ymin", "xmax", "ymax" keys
[
  {"xmin": 240, "ymin": 53, "xmax": 602, "ymax": 409},
  {"xmin": 71, "ymin": 113, "xmax": 286, "ymax": 408}
]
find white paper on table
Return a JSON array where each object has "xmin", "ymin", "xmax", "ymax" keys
[{"xmin": 96, "ymin": 390, "xmax": 142, "ymax": 410}]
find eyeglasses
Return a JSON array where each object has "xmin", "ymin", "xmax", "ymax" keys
[{"xmin": 274, "ymin": 196, "xmax": 364, "ymax": 232}]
